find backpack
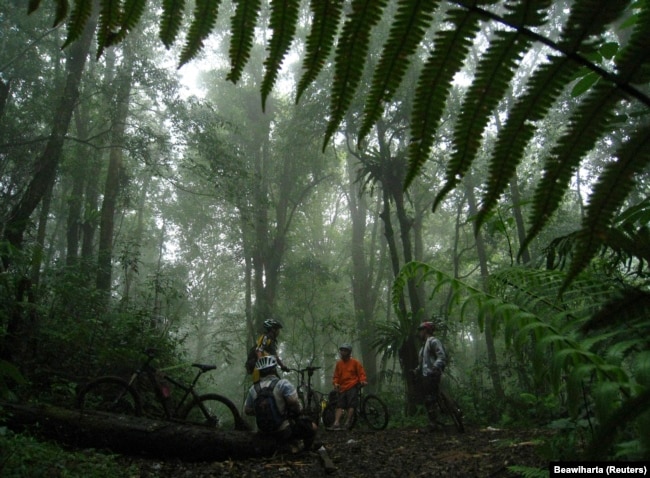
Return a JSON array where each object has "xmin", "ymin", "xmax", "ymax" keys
[
  {"xmin": 253, "ymin": 378, "xmax": 284, "ymax": 433},
  {"xmin": 245, "ymin": 346, "xmax": 258, "ymax": 374}
]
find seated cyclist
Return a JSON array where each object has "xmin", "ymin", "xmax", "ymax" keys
[
  {"xmin": 329, "ymin": 343, "xmax": 367, "ymax": 430},
  {"xmin": 244, "ymin": 356, "xmax": 317, "ymax": 451}
]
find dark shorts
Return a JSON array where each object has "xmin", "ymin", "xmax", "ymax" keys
[
  {"xmin": 422, "ymin": 370, "xmax": 442, "ymax": 403},
  {"xmin": 337, "ymin": 386, "xmax": 360, "ymax": 410}
]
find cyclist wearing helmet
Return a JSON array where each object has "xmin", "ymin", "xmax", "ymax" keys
[
  {"xmin": 253, "ymin": 318, "xmax": 288, "ymax": 381},
  {"xmin": 329, "ymin": 343, "xmax": 368, "ymax": 430},
  {"xmin": 415, "ymin": 321, "xmax": 447, "ymax": 431},
  {"xmin": 244, "ymin": 356, "xmax": 317, "ymax": 451}
]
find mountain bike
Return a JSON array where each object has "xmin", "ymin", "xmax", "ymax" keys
[
  {"xmin": 287, "ymin": 366, "xmax": 325, "ymax": 425},
  {"xmin": 435, "ymin": 387, "xmax": 464, "ymax": 433},
  {"xmin": 322, "ymin": 384, "xmax": 389, "ymax": 430},
  {"xmin": 76, "ymin": 348, "xmax": 249, "ymax": 430}
]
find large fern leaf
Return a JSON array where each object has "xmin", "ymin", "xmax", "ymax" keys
[
  {"xmin": 261, "ymin": 0, "xmax": 301, "ymax": 110},
  {"xmin": 405, "ymin": 7, "xmax": 482, "ymax": 189},
  {"xmin": 106, "ymin": 0, "xmax": 148, "ymax": 48},
  {"xmin": 160, "ymin": 0, "xmax": 186, "ymax": 49},
  {"xmin": 96, "ymin": 0, "xmax": 124, "ymax": 58},
  {"xmin": 433, "ymin": 1, "xmax": 551, "ymax": 213},
  {"xmin": 62, "ymin": 0, "xmax": 94, "ymax": 48},
  {"xmin": 295, "ymin": 0, "xmax": 343, "ymax": 103},
  {"xmin": 565, "ymin": 126, "xmax": 650, "ymax": 287},
  {"xmin": 358, "ymin": 0, "xmax": 440, "ymax": 143},
  {"xmin": 226, "ymin": 0, "xmax": 262, "ymax": 83},
  {"xmin": 179, "ymin": 0, "xmax": 222, "ymax": 67},
  {"xmin": 322, "ymin": 0, "xmax": 388, "ymax": 151}
]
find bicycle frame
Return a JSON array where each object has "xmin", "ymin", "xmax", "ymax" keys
[
  {"xmin": 289, "ymin": 366, "xmax": 323, "ymax": 420},
  {"xmin": 124, "ymin": 349, "xmax": 217, "ymax": 419}
]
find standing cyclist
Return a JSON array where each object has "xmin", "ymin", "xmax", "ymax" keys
[
  {"xmin": 415, "ymin": 321, "xmax": 447, "ymax": 432},
  {"xmin": 252, "ymin": 318, "xmax": 289, "ymax": 382},
  {"xmin": 330, "ymin": 343, "xmax": 367, "ymax": 430}
]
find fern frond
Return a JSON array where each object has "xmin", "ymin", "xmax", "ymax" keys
[
  {"xmin": 565, "ymin": 126, "xmax": 650, "ymax": 287},
  {"xmin": 524, "ymin": 83, "xmax": 621, "ymax": 253},
  {"xmin": 226, "ymin": 0, "xmax": 262, "ymax": 83},
  {"xmin": 406, "ymin": 7, "xmax": 482, "ymax": 190},
  {"xmin": 358, "ymin": 0, "xmax": 440, "ymax": 143},
  {"xmin": 434, "ymin": 1, "xmax": 552, "ymax": 213},
  {"xmin": 96, "ymin": 0, "xmax": 123, "ymax": 57},
  {"xmin": 295, "ymin": 0, "xmax": 343, "ymax": 103},
  {"xmin": 53, "ymin": 0, "xmax": 69, "ymax": 27},
  {"xmin": 261, "ymin": 0, "xmax": 300, "ymax": 110},
  {"xmin": 323, "ymin": 0, "xmax": 388, "ymax": 151},
  {"xmin": 28, "ymin": 0, "xmax": 43, "ymax": 15},
  {"xmin": 62, "ymin": 0, "xmax": 93, "ymax": 48},
  {"xmin": 179, "ymin": 0, "xmax": 221, "ymax": 67},
  {"xmin": 160, "ymin": 0, "xmax": 186, "ymax": 49},
  {"xmin": 106, "ymin": 0, "xmax": 147, "ymax": 48}
]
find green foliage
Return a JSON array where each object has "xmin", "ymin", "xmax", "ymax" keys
[
  {"xmin": 31, "ymin": 1, "xmax": 650, "ymax": 285},
  {"xmin": 0, "ymin": 429, "xmax": 136, "ymax": 478},
  {"xmin": 391, "ymin": 260, "xmax": 650, "ymax": 458}
]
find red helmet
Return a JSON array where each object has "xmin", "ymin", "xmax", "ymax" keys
[{"xmin": 417, "ymin": 321, "xmax": 435, "ymax": 332}]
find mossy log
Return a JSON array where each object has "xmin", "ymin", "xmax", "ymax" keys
[{"xmin": 0, "ymin": 401, "xmax": 278, "ymax": 461}]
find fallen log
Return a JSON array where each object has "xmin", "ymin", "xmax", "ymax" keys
[{"xmin": 0, "ymin": 401, "xmax": 280, "ymax": 461}]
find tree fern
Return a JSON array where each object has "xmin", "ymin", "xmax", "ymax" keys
[
  {"xmin": 107, "ymin": 0, "xmax": 147, "ymax": 48},
  {"xmin": 295, "ymin": 0, "xmax": 343, "ymax": 103},
  {"xmin": 433, "ymin": 1, "xmax": 551, "ymax": 212},
  {"xmin": 96, "ymin": 0, "xmax": 123, "ymax": 57},
  {"xmin": 406, "ymin": 6, "xmax": 483, "ymax": 189},
  {"xmin": 160, "ymin": 0, "xmax": 186, "ymax": 49},
  {"xmin": 322, "ymin": 0, "xmax": 388, "ymax": 150},
  {"xmin": 179, "ymin": 0, "xmax": 221, "ymax": 67},
  {"xmin": 358, "ymin": 0, "xmax": 440, "ymax": 143},
  {"xmin": 261, "ymin": 0, "xmax": 301, "ymax": 110},
  {"xmin": 226, "ymin": 0, "xmax": 261, "ymax": 83},
  {"xmin": 565, "ymin": 126, "xmax": 650, "ymax": 287},
  {"xmin": 62, "ymin": 0, "xmax": 94, "ymax": 48}
]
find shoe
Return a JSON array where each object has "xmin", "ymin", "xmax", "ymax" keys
[{"xmin": 327, "ymin": 424, "xmax": 342, "ymax": 431}]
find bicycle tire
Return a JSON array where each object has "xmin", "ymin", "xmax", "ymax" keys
[
  {"xmin": 181, "ymin": 393, "xmax": 249, "ymax": 431},
  {"xmin": 77, "ymin": 376, "xmax": 142, "ymax": 416},
  {"xmin": 361, "ymin": 394, "xmax": 389, "ymax": 430},
  {"xmin": 438, "ymin": 389, "xmax": 464, "ymax": 433}
]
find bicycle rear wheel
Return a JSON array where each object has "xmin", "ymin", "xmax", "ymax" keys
[
  {"xmin": 77, "ymin": 376, "xmax": 142, "ymax": 416},
  {"xmin": 361, "ymin": 394, "xmax": 389, "ymax": 430},
  {"xmin": 322, "ymin": 402, "xmax": 336, "ymax": 428},
  {"xmin": 438, "ymin": 389, "xmax": 464, "ymax": 433},
  {"xmin": 181, "ymin": 393, "xmax": 249, "ymax": 431}
]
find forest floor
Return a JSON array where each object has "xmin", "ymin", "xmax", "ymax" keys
[{"xmin": 117, "ymin": 425, "xmax": 552, "ymax": 477}]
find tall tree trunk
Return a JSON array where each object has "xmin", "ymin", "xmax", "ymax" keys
[
  {"xmin": 0, "ymin": 14, "xmax": 96, "ymax": 361},
  {"xmin": 66, "ymin": 105, "xmax": 91, "ymax": 266},
  {"xmin": 96, "ymin": 45, "xmax": 134, "ymax": 295},
  {"xmin": 347, "ymin": 154, "xmax": 380, "ymax": 386},
  {"xmin": 465, "ymin": 177, "xmax": 506, "ymax": 406},
  {"xmin": 2, "ymin": 14, "xmax": 96, "ymax": 265}
]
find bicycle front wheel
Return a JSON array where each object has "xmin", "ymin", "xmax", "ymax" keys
[
  {"xmin": 77, "ymin": 376, "xmax": 142, "ymax": 416},
  {"xmin": 361, "ymin": 394, "xmax": 389, "ymax": 430},
  {"xmin": 181, "ymin": 393, "xmax": 248, "ymax": 431}
]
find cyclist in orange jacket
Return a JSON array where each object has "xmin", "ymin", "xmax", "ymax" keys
[{"xmin": 329, "ymin": 343, "xmax": 367, "ymax": 430}]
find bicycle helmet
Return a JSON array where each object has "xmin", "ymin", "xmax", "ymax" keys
[
  {"xmin": 417, "ymin": 321, "xmax": 435, "ymax": 332},
  {"xmin": 255, "ymin": 355, "xmax": 278, "ymax": 370},
  {"xmin": 263, "ymin": 318, "xmax": 283, "ymax": 331},
  {"xmin": 339, "ymin": 343, "xmax": 352, "ymax": 351}
]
